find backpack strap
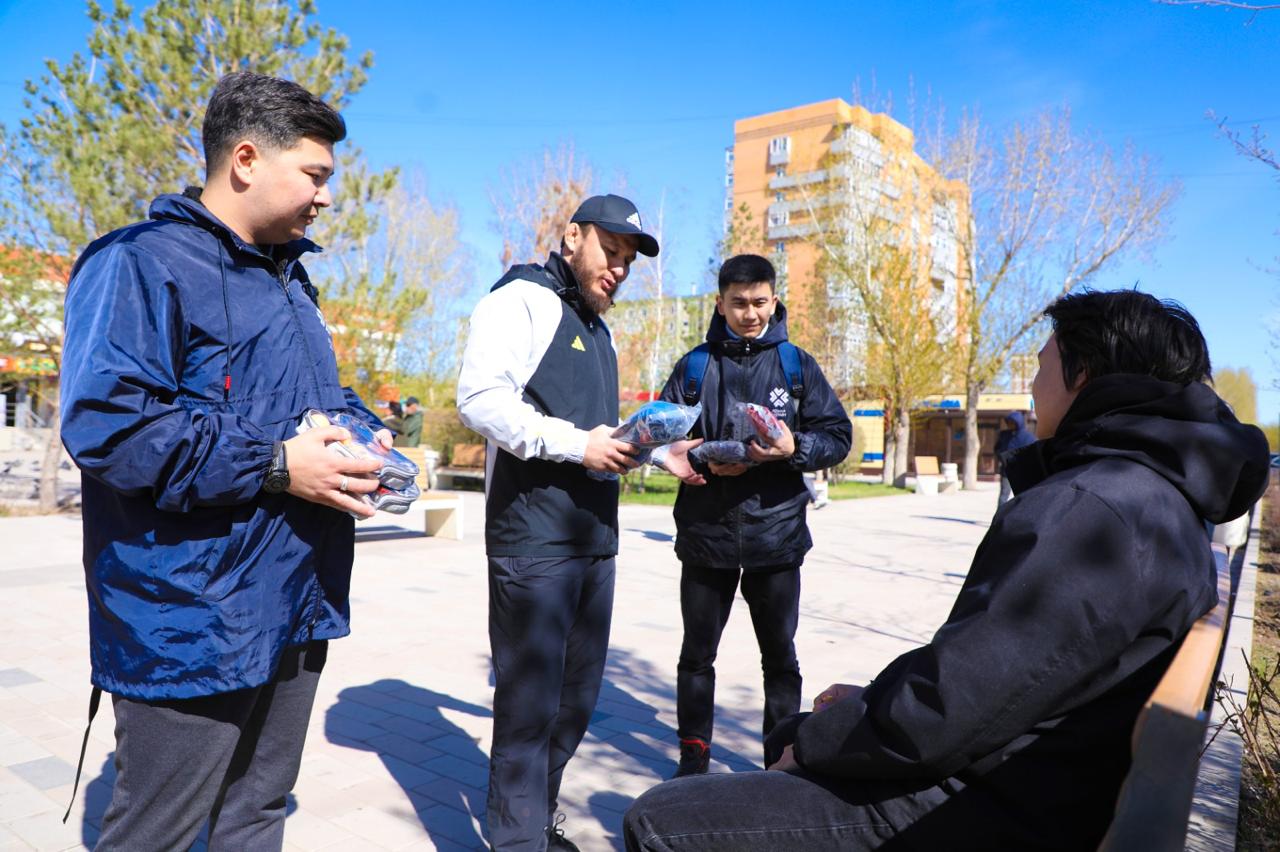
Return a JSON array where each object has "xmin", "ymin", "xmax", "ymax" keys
[
  {"xmin": 777, "ymin": 341, "xmax": 805, "ymax": 401},
  {"xmin": 682, "ymin": 343, "xmax": 712, "ymax": 405}
]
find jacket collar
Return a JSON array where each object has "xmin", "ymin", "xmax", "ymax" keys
[
  {"xmin": 544, "ymin": 251, "xmax": 596, "ymax": 319},
  {"xmin": 708, "ymin": 301, "xmax": 791, "ymax": 355},
  {"xmin": 149, "ymin": 188, "xmax": 321, "ymax": 264}
]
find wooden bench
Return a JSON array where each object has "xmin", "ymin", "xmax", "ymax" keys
[
  {"xmin": 435, "ymin": 443, "xmax": 486, "ymax": 490},
  {"xmin": 1099, "ymin": 544, "xmax": 1233, "ymax": 851}
]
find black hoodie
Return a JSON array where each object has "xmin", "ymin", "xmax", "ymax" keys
[
  {"xmin": 657, "ymin": 303, "xmax": 852, "ymax": 570},
  {"xmin": 787, "ymin": 375, "xmax": 1269, "ymax": 850}
]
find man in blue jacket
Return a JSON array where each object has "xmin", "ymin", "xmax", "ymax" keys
[
  {"xmin": 652, "ymin": 254, "xmax": 852, "ymax": 777},
  {"xmin": 61, "ymin": 72, "xmax": 389, "ymax": 851},
  {"xmin": 624, "ymin": 290, "xmax": 1270, "ymax": 851}
]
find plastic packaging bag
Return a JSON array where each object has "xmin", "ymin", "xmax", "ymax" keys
[
  {"xmin": 736, "ymin": 402, "xmax": 784, "ymax": 444},
  {"xmin": 588, "ymin": 401, "xmax": 702, "ymax": 481},
  {"xmin": 614, "ymin": 401, "xmax": 703, "ymax": 448},
  {"xmin": 689, "ymin": 440, "xmax": 753, "ymax": 466},
  {"xmin": 297, "ymin": 409, "xmax": 420, "ymax": 490},
  {"xmin": 296, "ymin": 409, "xmax": 422, "ymax": 516}
]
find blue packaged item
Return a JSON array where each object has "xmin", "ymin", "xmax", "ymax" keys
[{"xmin": 589, "ymin": 401, "xmax": 702, "ymax": 481}]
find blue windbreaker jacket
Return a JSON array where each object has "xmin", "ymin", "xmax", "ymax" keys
[{"xmin": 61, "ymin": 191, "xmax": 382, "ymax": 700}]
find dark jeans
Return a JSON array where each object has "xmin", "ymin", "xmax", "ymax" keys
[
  {"xmin": 486, "ymin": 555, "xmax": 615, "ymax": 852},
  {"xmin": 677, "ymin": 563, "xmax": 802, "ymax": 753},
  {"xmin": 95, "ymin": 641, "xmax": 327, "ymax": 852},
  {"xmin": 626, "ymin": 712, "xmax": 941, "ymax": 851},
  {"xmin": 622, "ymin": 766, "xmax": 950, "ymax": 851}
]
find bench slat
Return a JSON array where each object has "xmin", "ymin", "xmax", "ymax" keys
[
  {"xmin": 1098, "ymin": 545, "xmax": 1233, "ymax": 852},
  {"xmin": 1146, "ymin": 550, "xmax": 1232, "ymax": 719}
]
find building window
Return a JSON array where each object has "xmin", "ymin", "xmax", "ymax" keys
[
  {"xmin": 769, "ymin": 135, "xmax": 792, "ymax": 166},
  {"xmin": 768, "ymin": 207, "xmax": 790, "ymax": 228}
]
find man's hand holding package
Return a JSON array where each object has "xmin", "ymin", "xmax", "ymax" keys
[
  {"xmin": 747, "ymin": 419, "xmax": 796, "ymax": 463},
  {"xmin": 284, "ymin": 425, "xmax": 385, "ymax": 517},
  {"xmin": 583, "ymin": 423, "xmax": 640, "ymax": 474}
]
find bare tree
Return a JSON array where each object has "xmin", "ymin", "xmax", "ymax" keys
[
  {"xmin": 930, "ymin": 107, "xmax": 1180, "ymax": 488},
  {"xmin": 309, "ymin": 168, "xmax": 471, "ymax": 402},
  {"xmin": 799, "ymin": 136, "xmax": 953, "ymax": 485},
  {"xmin": 1209, "ymin": 112, "xmax": 1280, "ymax": 176},
  {"xmin": 1156, "ymin": 0, "xmax": 1280, "ymax": 25},
  {"xmin": 490, "ymin": 143, "xmax": 593, "ymax": 268}
]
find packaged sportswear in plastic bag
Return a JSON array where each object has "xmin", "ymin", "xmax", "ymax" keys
[
  {"xmin": 615, "ymin": 401, "xmax": 703, "ymax": 448},
  {"xmin": 735, "ymin": 402, "xmax": 785, "ymax": 444},
  {"xmin": 588, "ymin": 401, "xmax": 702, "ymax": 481},
  {"xmin": 296, "ymin": 409, "xmax": 422, "ymax": 517},
  {"xmin": 689, "ymin": 440, "xmax": 753, "ymax": 466},
  {"xmin": 368, "ymin": 481, "xmax": 421, "ymax": 514},
  {"xmin": 297, "ymin": 409, "xmax": 420, "ymax": 490}
]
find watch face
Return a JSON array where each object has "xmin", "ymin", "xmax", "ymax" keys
[{"xmin": 264, "ymin": 471, "xmax": 290, "ymax": 494}]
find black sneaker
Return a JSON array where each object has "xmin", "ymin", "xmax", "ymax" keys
[
  {"xmin": 672, "ymin": 737, "xmax": 711, "ymax": 778},
  {"xmin": 547, "ymin": 813, "xmax": 580, "ymax": 851}
]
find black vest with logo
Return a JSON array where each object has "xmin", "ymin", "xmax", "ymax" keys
[{"xmin": 485, "ymin": 254, "xmax": 620, "ymax": 557}]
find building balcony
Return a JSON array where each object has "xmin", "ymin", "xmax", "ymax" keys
[
  {"xmin": 767, "ymin": 222, "xmax": 819, "ymax": 240},
  {"xmin": 769, "ymin": 169, "xmax": 827, "ymax": 190}
]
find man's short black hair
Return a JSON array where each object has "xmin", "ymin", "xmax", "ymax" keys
[
  {"xmin": 203, "ymin": 72, "xmax": 346, "ymax": 176},
  {"xmin": 718, "ymin": 254, "xmax": 776, "ymax": 294},
  {"xmin": 1044, "ymin": 289, "xmax": 1211, "ymax": 388}
]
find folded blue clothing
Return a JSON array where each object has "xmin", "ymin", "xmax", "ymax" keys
[
  {"xmin": 690, "ymin": 440, "xmax": 753, "ymax": 465},
  {"xmin": 587, "ymin": 401, "xmax": 701, "ymax": 480}
]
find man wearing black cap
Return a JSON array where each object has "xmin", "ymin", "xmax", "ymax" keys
[{"xmin": 458, "ymin": 194, "xmax": 702, "ymax": 851}]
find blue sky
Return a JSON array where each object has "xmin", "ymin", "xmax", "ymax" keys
[{"xmin": 2, "ymin": 0, "xmax": 1277, "ymax": 417}]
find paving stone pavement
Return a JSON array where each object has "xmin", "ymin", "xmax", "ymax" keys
[{"xmin": 0, "ymin": 484, "xmax": 1000, "ymax": 851}]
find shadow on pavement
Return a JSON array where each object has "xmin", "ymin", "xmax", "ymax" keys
[{"xmin": 326, "ymin": 680, "xmax": 491, "ymax": 851}]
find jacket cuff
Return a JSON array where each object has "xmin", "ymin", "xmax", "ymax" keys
[
  {"xmin": 788, "ymin": 431, "xmax": 815, "ymax": 470},
  {"xmin": 563, "ymin": 427, "xmax": 590, "ymax": 464}
]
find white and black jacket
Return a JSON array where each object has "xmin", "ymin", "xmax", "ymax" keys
[{"xmin": 457, "ymin": 253, "xmax": 620, "ymax": 557}]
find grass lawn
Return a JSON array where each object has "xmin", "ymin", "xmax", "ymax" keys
[{"xmin": 619, "ymin": 472, "xmax": 907, "ymax": 506}]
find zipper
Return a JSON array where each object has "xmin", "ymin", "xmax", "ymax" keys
[
  {"xmin": 276, "ymin": 258, "xmax": 324, "ymax": 402},
  {"xmin": 276, "ymin": 255, "xmax": 326, "ymax": 637}
]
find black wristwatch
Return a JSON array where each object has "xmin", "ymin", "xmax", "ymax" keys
[{"xmin": 262, "ymin": 441, "xmax": 290, "ymax": 494}]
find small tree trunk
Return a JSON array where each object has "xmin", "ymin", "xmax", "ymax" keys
[
  {"xmin": 892, "ymin": 407, "xmax": 911, "ymax": 489},
  {"xmin": 962, "ymin": 380, "xmax": 982, "ymax": 490},
  {"xmin": 881, "ymin": 410, "xmax": 897, "ymax": 486},
  {"xmin": 39, "ymin": 389, "xmax": 62, "ymax": 512}
]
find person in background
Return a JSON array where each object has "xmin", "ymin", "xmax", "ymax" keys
[
  {"xmin": 394, "ymin": 396, "xmax": 423, "ymax": 447},
  {"xmin": 994, "ymin": 411, "xmax": 1036, "ymax": 503}
]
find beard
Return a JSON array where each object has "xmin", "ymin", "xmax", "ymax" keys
[{"xmin": 568, "ymin": 252, "xmax": 616, "ymax": 316}]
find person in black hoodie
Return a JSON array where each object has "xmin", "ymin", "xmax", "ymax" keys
[
  {"xmin": 650, "ymin": 254, "xmax": 852, "ymax": 777},
  {"xmin": 624, "ymin": 289, "xmax": 1269, "ymax": 851},
  {"xmin": 994, "ymin": 410, "xmax": 1036, "ymax": 503}
]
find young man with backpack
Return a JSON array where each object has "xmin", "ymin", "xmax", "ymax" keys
[{"xmin": 651, "ymin": 253, "xmax": 852, "ymax": 776}]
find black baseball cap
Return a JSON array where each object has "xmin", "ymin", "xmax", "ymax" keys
[{"xmin": 570, "ymin": 194, "xmax": 660, "ymax": 257}]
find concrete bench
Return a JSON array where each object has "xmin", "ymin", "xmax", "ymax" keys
[
  {"xmin": 913, "ymin": 455, "xmax": 942, "ymax": 495},
  {"xmin": 1098, "ymin": 544, "xmax": 1233, "ymax": 851},
  {"xmin": 435, "ymin": 443, "xmax": 486, "ymax": 490},
  {"xmin": 419, "ymin": 492, "xmax": 463, "ymax": 540}
]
